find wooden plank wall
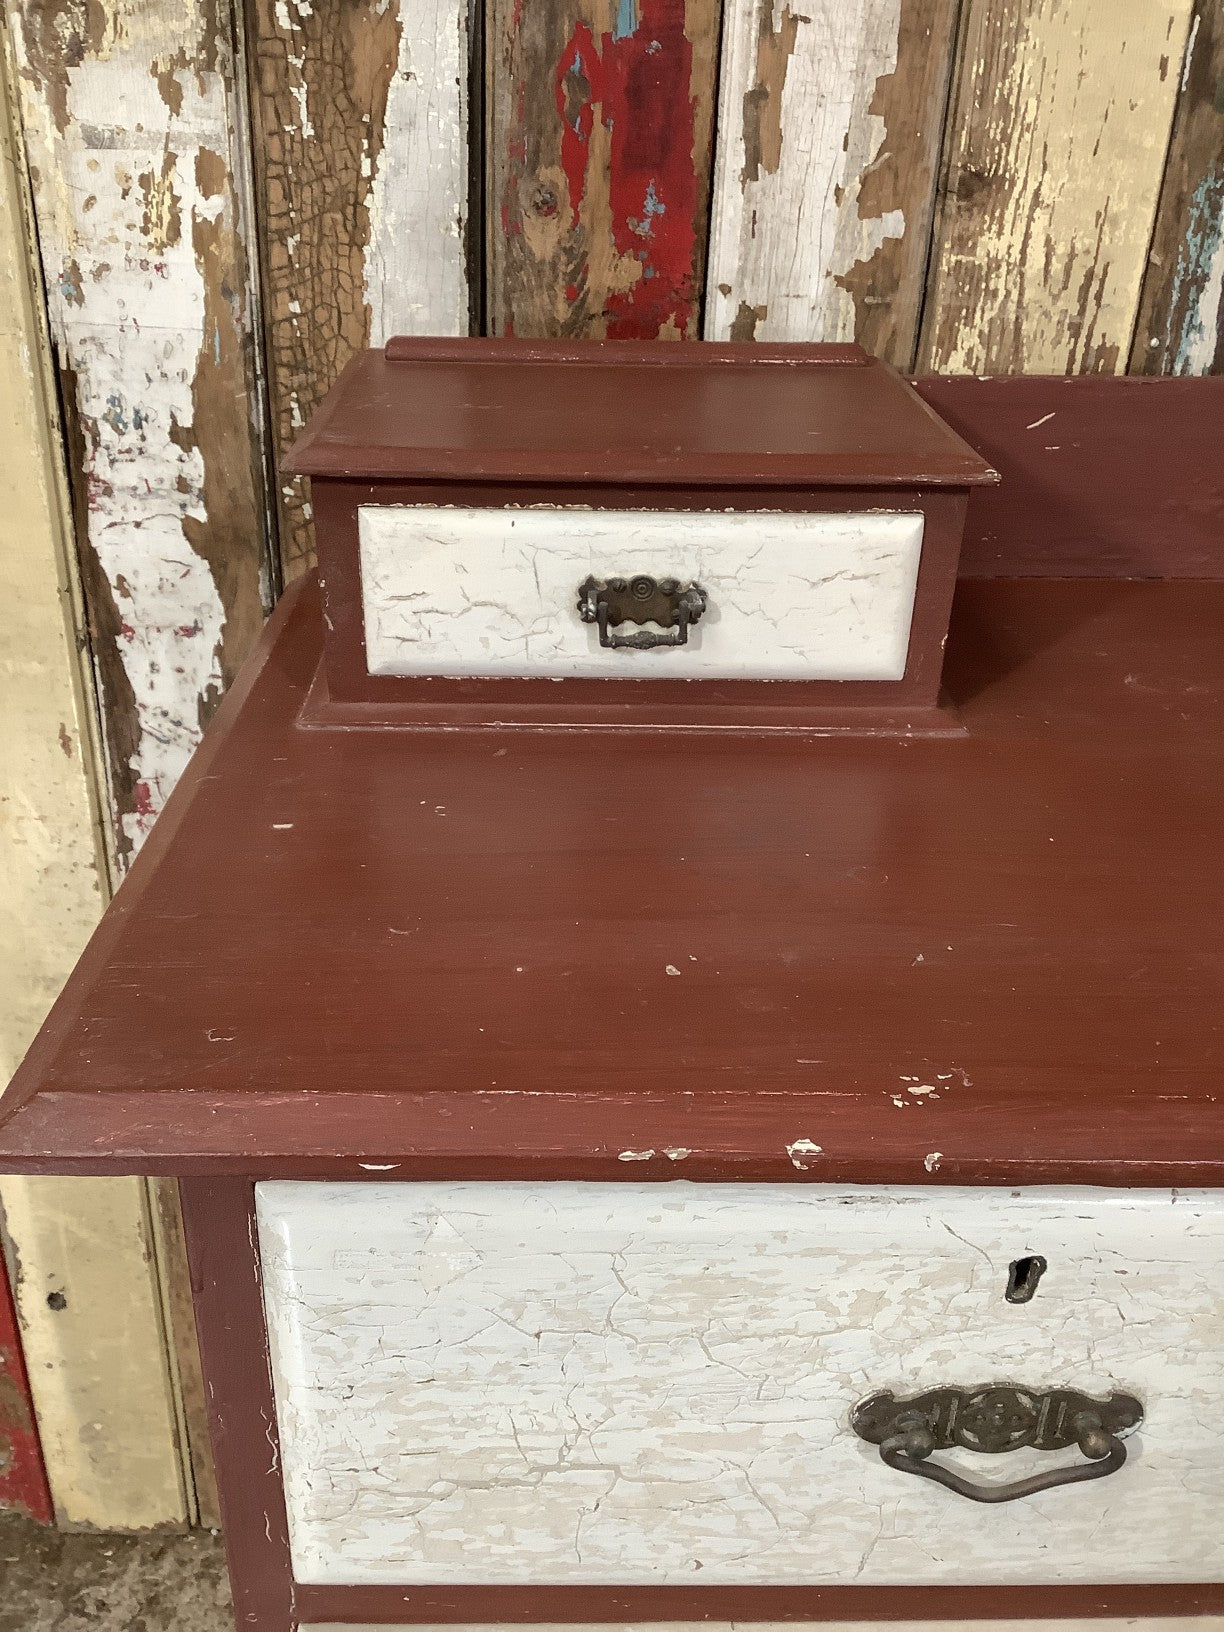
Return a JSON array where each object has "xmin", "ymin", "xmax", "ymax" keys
[
  {"xmin": 0, "ymin": 24, "xmax": 197, "ymax": 1531},
  {"xmin": 0, "ymin": 0, "xmax": 1222, "ymax": 1531}
]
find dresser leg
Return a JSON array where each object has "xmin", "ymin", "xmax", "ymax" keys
[{"xmin": 181, "ymin": 1177, "xmax": 296, "ymax": 1632}]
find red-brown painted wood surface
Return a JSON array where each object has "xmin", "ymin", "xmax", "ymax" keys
[
  {"xmin": 293, "ymin": 1580, "xmax": 1224, "ymax": 1621},
  {"xmin": 0, "ymin": 1251, "xmax": 52, "ymax": 1522},
  {"xmin": 916, "ymin": 374, "xmax": 1224, "ymax": 578},
  {"xmin": 290, "ymin": 341, "xmax": 994, "ymax": 485},
  {"xmin": 3, "ymin": 571, "xmax": 1224, "ymax": 1183},
  {"xmin": 179, "ymin": 1179, "xmax": 292, "ymax": 1630}
]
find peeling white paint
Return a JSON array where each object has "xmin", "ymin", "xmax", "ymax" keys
[
  {"xmin": 259, "ymin": 1181, "xmax": 1224, "ymax": 1585},
  {"xmin": 8, "ymin": 6, "xmax": 255, "ymax": 854},
  {"xmin": 364, "ymin": 0, "xmax": 469, "ymax": 340},
  {"xmin": 705, "ymin": 0, "xmax": 908, "ymax": 340}
]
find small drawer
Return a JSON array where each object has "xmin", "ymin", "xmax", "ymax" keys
[
  {"xmin": 358, "ymin": 505, "xmax": 925, "ymax": 682},
  {"xmin": 257, "ymin": 1182, "xmax": 1224, "ymax": 1589}
]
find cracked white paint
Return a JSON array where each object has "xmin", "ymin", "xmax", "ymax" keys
[
  {"xmin": 7, "ymin": 4, "xmax": 252, "ymax": 853},
  {"xmin": 359, "ymin": 507, "xmax": 923, "ymax": 681},
  {"xmin": 364, "ymin": 0, "xmax": 469, "ymax": 340},
  {"xmin": 705, "ymin": 0, "xmax": 907, "ymax": 341},
  {"xmin": 258, "ymin": 1182, "xmax": 1224, "ymax": 1586}
]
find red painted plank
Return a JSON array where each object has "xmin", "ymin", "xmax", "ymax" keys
[
  {"xmin": 0, "ymin": 1250, "xmax": 52, "ymax": 1522},
  {"xmin": 491, "ymin": 0, "xmax": 719, "ymax": 339}
]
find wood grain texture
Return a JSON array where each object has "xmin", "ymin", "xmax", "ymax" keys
[
  {"xmin": 488, "ymin": 0, "xmax": 720, "ymax": 339},
  {"xmin": 6, "ymin": 0, "xmax": 272, "ymax": 861},
  {"xmin": 0, "ymin": 27, "xmax": 192, "ymax": 1533},
  {"xmin": 1131, "ymin": 0, "xmax": 1224, "ymax": 374},
  {"xmin": 247, "ymin": 0, "xmax": 470, "ymax": 578},
  {"xmin": 0, "ymin": 1236, "xmax": 51, "ymax": 1522},
  {"xmin": 920, "ymin": 0, "xmax": 1195, "ymax": 374},
  {"xmin": 704, "ymin": 0, "xmax": 958, "ymax": 367},
  {"xmin": 8, "ymin": 573, "xmax": 1224, "ymax": 1188},
  {"xmin": 0, "ymin": 1177, "xmax": 188, "ymax": 1529}
]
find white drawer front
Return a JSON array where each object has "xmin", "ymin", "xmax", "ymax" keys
[
  {"xmin": 358, "ymin": 506, "xmax": 923, "ymax": 681},
  {"xmin": 257, "ymin": 1182, "xmax": 1224, "ymax": 1587}
]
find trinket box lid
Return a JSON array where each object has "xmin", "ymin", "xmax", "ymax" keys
[{"xmin": 286, "ymin": 338, "xmax": 998, "ymax": 489}]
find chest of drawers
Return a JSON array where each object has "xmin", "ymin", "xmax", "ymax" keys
[{"xmin": 1, "ymin": 349, "xmax": 1223, "ymax": 1631}]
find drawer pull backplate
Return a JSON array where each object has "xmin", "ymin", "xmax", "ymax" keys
[
  {"xmin": 578, "ymin": 574, "xmax": 708, "ymax": 650},
  {"xmin": 852, "ymin": 1385, "xmax": 1143, "ymax": 1504}
]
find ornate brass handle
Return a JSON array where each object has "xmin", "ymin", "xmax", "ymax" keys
[
  {"xmin": 577, "ymin": 574, "xmax": 707, "ymax": 650},
  {"xmin": 852, "ymin": 1385, "xmax": 1142, "ymax": 1505}
]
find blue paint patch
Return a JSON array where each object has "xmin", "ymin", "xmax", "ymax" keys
[
  {"xmin": 101, "ymin": 394, "xmax": 129, "ymax": 435},
  {"xmin": 613, "ymin": 0, "xmax": 637, "ymax": 40},
  {"xmin": 1170, "ymin": 167, "xmax": 1224, "ymax": 374},
  {"xmin": 641, "ymin": 179, "xmax": 666, "ymax": 234}
]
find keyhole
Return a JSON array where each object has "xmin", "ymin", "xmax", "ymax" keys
[{"xmin": 1005, "ymin": 1254, "xmax": 1047, "ymax": 1304}]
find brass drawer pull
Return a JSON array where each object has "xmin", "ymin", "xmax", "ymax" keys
[
  {"xmin": 578, "ymin": 574, "xmax": 708, "ymax": 650},
  {"xmin": 851, "ymin": 1385, "xmax": 1143, "ymax": 1504}
]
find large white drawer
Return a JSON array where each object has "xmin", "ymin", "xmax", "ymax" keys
[
  {"xmin": 257, "ymin": 1182, "xmax": 1224, "ymax": 1588},
  {"xmin": 357, "ymin": 505, "xmax": 924, "ymax": 680}
]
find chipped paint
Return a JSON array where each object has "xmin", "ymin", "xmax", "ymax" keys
[
  {"xmin": 491, "ymin": 0, "xmax": 719, "ymax": 339},
  {"xmin": 252, "ymin": 0, "xmax": 468, "ymax": 575},
  {"xmin": 786, "ymin": 1137, "xmax": 822, "ymax": 1170},
  {"xmin": 1135, "ymin": 0, "xmax": 1224, "ymax": 379},
  {"xmin": 922, "ymin": 0, "xmax": 1195, "ymax": 372},
  {"xmin": 363, "ymin": 0, "xmax": 469, "ymax": 343},
  {"xmin": 9, "ymin": 0, "xmax": 269, "ymax": 858},
  {"xmin": 706, "ymin": 0, "xmax": 957, "ymax": 365}
]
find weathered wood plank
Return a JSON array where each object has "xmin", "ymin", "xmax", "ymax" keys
[
  {"xmin": 0, "ymin": 1178, "xmax": 188, "ymax": 1528},
  {"xmin": 0, "ymin": 1236, "xmax": 51, "ymax": 1521},
  {"xmin": 1, "ymin": 0, "xmax": 251, "ymax": 1529},
  {"xmin": 248, "ymin": 0, "xmax": 470, "ymax": 578},
  {"xmin": 920, "ymin": 0, "xmax": 1195, "ymax": 374},
  {"xmin": 488, "ymin": 0, "xmax": 721, "ymax": 340},
  {"xmin": 704, "ymin": 0, "xmax": 958, "ymax": 367},
  {"xmin": 7, "ymin": 0, "xmax": 273, "ymax": 860},
  {"xmin": 1131, "ymin": 0, "xmax": 1224, "ymax": 375}
]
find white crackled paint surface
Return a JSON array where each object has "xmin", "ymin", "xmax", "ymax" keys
[
  {"xmin": 359, "ymin": 507, "xmax": 923, "ymax": 681},
  {"xmin": 257, "ymin": 1182, "xmax": 1224, "ymax": 1586},
  {"xmin": 9, "ymin": 2, "xmax": 254, "ymax": 854},
  {"xmin": 705, "ymin": 0, "xmax": 906, "ymax": 341},
  {"xmin": 364, "ymin": 0, "xmax": 469, "ymax": 341}
]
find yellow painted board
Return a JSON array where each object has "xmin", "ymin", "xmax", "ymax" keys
[
  {"xmin": 0, "ymin": 24, "xmax": 189, "ymax": 1531},
  {"xmin": 920, "ymin": 0, "xmax": 1195, "ymax": 374}
]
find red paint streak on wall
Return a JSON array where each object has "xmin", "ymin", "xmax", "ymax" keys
[
  {"xmin": 0, "ymin": 1253, "xmax": 53, "ymax": 1522},
  {"xmin": 556, "ymin": 0, "xmax": 701, "ymax": 337}
]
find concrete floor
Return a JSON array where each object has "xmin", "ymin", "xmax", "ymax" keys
[{"xmin": 0, "ymin": 1511, "xmax": 232, "ymax": 1632}]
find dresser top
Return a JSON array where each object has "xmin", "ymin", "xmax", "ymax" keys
[
  {"xmin": 1, "ymin": 574, "xmax": 1221, "ymax": 1184},
  {"xmin": 286, "ymin": 339, "xmax": 997, "ymax": 487}
]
